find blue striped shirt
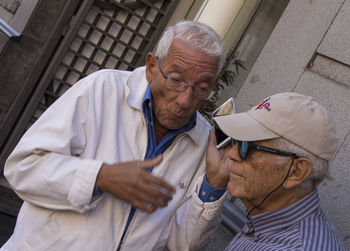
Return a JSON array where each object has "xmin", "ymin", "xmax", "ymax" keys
[{"xmin": 225, "ymin": 190, "xmax": 346, "ymax": 251}]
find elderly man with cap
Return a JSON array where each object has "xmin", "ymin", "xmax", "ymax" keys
[{"xmin": 207, "ymin": 92, "xmax": 346, "ymax": 250}]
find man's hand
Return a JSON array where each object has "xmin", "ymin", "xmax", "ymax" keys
[
  {"xmin": 96, "ymin": 156, "xmax": 175, "ymax": 213},
  {"xmin": 206, "ymin": 130, "xmax": 231, "ymax": 188}
]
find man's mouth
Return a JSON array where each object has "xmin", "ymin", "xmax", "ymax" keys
[{"xmin": 170, "ymin": 110, "xmax": 188, "ymax": 120}]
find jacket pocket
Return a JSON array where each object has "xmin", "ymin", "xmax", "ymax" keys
[{"xmin": 16, "ymin": 218, "xmax": 64, "ymax": 251}]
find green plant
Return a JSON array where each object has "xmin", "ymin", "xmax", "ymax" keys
[{"xmin": 199, "ymin": 49, "xmax": 246, "ymax": 121}]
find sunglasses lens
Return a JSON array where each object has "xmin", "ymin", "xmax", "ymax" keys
[
  {"xmin": 239, "ymin": 141, "xmax": 249, "ymax": 160},
  {"xmin": 230, "ymin": 138, "xmax": 237, "ymax": 147}
]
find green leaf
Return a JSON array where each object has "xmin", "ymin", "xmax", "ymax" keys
[{"xmin": 199, "ymin": 49, "xmax": 245, "ymax": 124}]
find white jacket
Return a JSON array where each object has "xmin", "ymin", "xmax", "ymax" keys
[{"xmin": 2, "ymin": 67, "xmax": 225, "ymax": 251}]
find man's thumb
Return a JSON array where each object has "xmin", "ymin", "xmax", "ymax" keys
[{"xmin": 141, "ymin": 155, "xmax": 163, "ymax": 169}]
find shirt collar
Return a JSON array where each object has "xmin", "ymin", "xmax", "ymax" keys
[{"xmin": 243, "ymin": 190, "xmax": 320, "ymax": 235}]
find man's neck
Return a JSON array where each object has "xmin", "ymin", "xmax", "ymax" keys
[
  {"xmin": 154, "ymin": 119, "xmax": 168, "ymax": 144},
  {"xmin": 242, "ymin": 188, "xmax": 314, "ymax": 216}
]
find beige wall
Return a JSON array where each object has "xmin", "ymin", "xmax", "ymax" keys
[
  {"xmin": 166, "ymin": 0, "xmax": 253, "ymax": 51},
  {"xmin": 194, "ymin": 0, "xmax": 245, "ymax": 39}
]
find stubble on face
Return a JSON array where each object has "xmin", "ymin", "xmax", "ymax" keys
[{"xmin": 227, "ymin": 145, "xmax": 289, "ymax": 208}]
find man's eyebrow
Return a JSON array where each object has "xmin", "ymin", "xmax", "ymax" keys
[
  {"xmin": 166, "ymin": 64, "xmax": 186, "ymax": 73},
  {"xmin": 165, "ymin": 64, "xmax": 216, "ymax": 84}
]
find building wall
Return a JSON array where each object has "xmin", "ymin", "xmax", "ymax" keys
[
  {"xmin": 235, "ymin": 0, "xmax": 350, "ymax": 248},
  {"xmin": 193, "ymin": 0, "xmax": 245, "ymax": 39},
  {"xmin": 0, "ymin": 0, "xmax": 79, "ymax": 165}
]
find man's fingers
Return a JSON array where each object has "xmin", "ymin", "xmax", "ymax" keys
[
  {"xmin": 207, "ymin": 129, "xmax": 220, "ymax": 158},
  {"xmin": 139, "ymin": 155, "xmax": 163, "ymax": 169},
  {"xmin": 145, "ymin": 181, "xmax": 173, "ymax": 201},
  {"xmin": 136, "ymin": 157, "xmax": 176, "ymax": 194},
  {"xmin": 135, "ymin": 187, "xmax": 171, "ymax": 207},
  {"xmin": 133, "ymin": 200, "xmax": 157, "ymax": 213},
  {"xmin": 144, "ymin": 173, "xmax": 175, "ymax": 194},
  {"xmin": 207, "ymin": 129, "xmax": 222, "ymax": 160},
  {"xmin": 130, "ymin": 181, "xmax": 173, "ymax": 213},
  {"xmin": 102, "ymin": 157, "xmax": 176, "ymax": 213},
  {"xmin": 134, "ymin": 169, "xmax": 175, "ymax": 208},
  {"xmin": 208, "ymin": 130, "xmax": 217, "ymax": 147}
]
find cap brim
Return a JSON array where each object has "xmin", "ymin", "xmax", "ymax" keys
[{"xmin": 213, "ymin": 112, "xmax": 279, "ymax": 141}]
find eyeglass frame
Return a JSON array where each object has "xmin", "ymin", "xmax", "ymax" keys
[
  {"xmin": 156, "ymin": 58, "xmax": 214, "ymax": 100},
  {"xmin": 223, "ymin": 138, "xmax": 299, "ymax": 160}
]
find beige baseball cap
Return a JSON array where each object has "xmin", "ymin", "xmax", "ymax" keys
[{"xmin": 213, "ymin": 92, "xmax": 339, "ymax": 161}]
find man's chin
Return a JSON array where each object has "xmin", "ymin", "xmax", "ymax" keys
[
  {"xmin": 165, "ymin": 123, "xmax": 187, "ymax": 130},
  {"xmin": 161, "ymin": 119, "xmax": 190, "ymax": 130}
]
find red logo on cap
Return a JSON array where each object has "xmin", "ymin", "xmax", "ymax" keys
[{"xmin": 255, "ymin": 97, "xmax": 271, "ymax": 111}]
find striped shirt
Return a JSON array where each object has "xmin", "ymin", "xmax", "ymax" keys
[{"xmin": 225, "ymin": 190, "xmax": 346, "ymax": 251}]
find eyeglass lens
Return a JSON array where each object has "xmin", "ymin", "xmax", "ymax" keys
[{"xmin": 158, "ymin": 60, "xmax": 210, "ymax": 100}]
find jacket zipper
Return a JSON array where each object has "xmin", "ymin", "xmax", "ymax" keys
[
  {"xmin": 116, "ymin": 207, "xmax": 137, "ymax": 250},
  {"xmin": 117, "ymin": 111, "xmax": 147, "ymax": 251},
  {"xmin": 116, "ymin": 113, "xmax": 187, "ymax": 250}
]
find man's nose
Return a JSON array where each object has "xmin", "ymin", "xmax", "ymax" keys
[{"xmin": 176, "ymin": 87, "xmax": 194, "ymax": 110}]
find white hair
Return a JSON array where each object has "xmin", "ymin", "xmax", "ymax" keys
[
  {"xmin": 155, "ymin": 20, "xmax": 225, "ymax": 75},
  {"xmin": 270, "ymin": 138, "xmax": 329, "ymax": 191}
]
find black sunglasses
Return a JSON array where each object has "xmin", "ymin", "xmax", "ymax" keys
[
  {"xmin": 217, "ymin": 133, "xmax": 299, "ymax": 160},
  {"xmin": 237, "ymin": 140, "xmax": 299, "ymax": 160}
]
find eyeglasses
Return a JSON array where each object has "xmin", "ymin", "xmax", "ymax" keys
[
  {"xmin": 223, "ymin": 138, "xmax": 299, "ymax": 160},
  {"xmin": 157, "ymin": 59, "xmax": 213, "ymax": 100}
]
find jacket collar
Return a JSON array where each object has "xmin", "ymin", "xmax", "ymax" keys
[{"xmin": 125, "ymin": 66, "xmax": 148, "ymax": 111}]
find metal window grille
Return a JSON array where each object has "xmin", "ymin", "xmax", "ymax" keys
[{"xmin": 28, "ymin": 0, "xmax": 178, "ymax": 128}]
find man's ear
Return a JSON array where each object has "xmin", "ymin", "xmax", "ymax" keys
[
  {"xmin": 283, "ymin": 158, "xmax": 312, "ymax": 189},
  {"xmin": 145, "ymin": 52, "xmax": 157, "ymax": 83}
]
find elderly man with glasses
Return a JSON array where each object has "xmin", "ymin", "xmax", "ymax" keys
[
  {"xmin": 3, "ymin": 20, "xmax": 229, "ymax": 251},
  {"xmin": 208, "ymin": 92, "xmax": 346, "ymax": 250}
]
